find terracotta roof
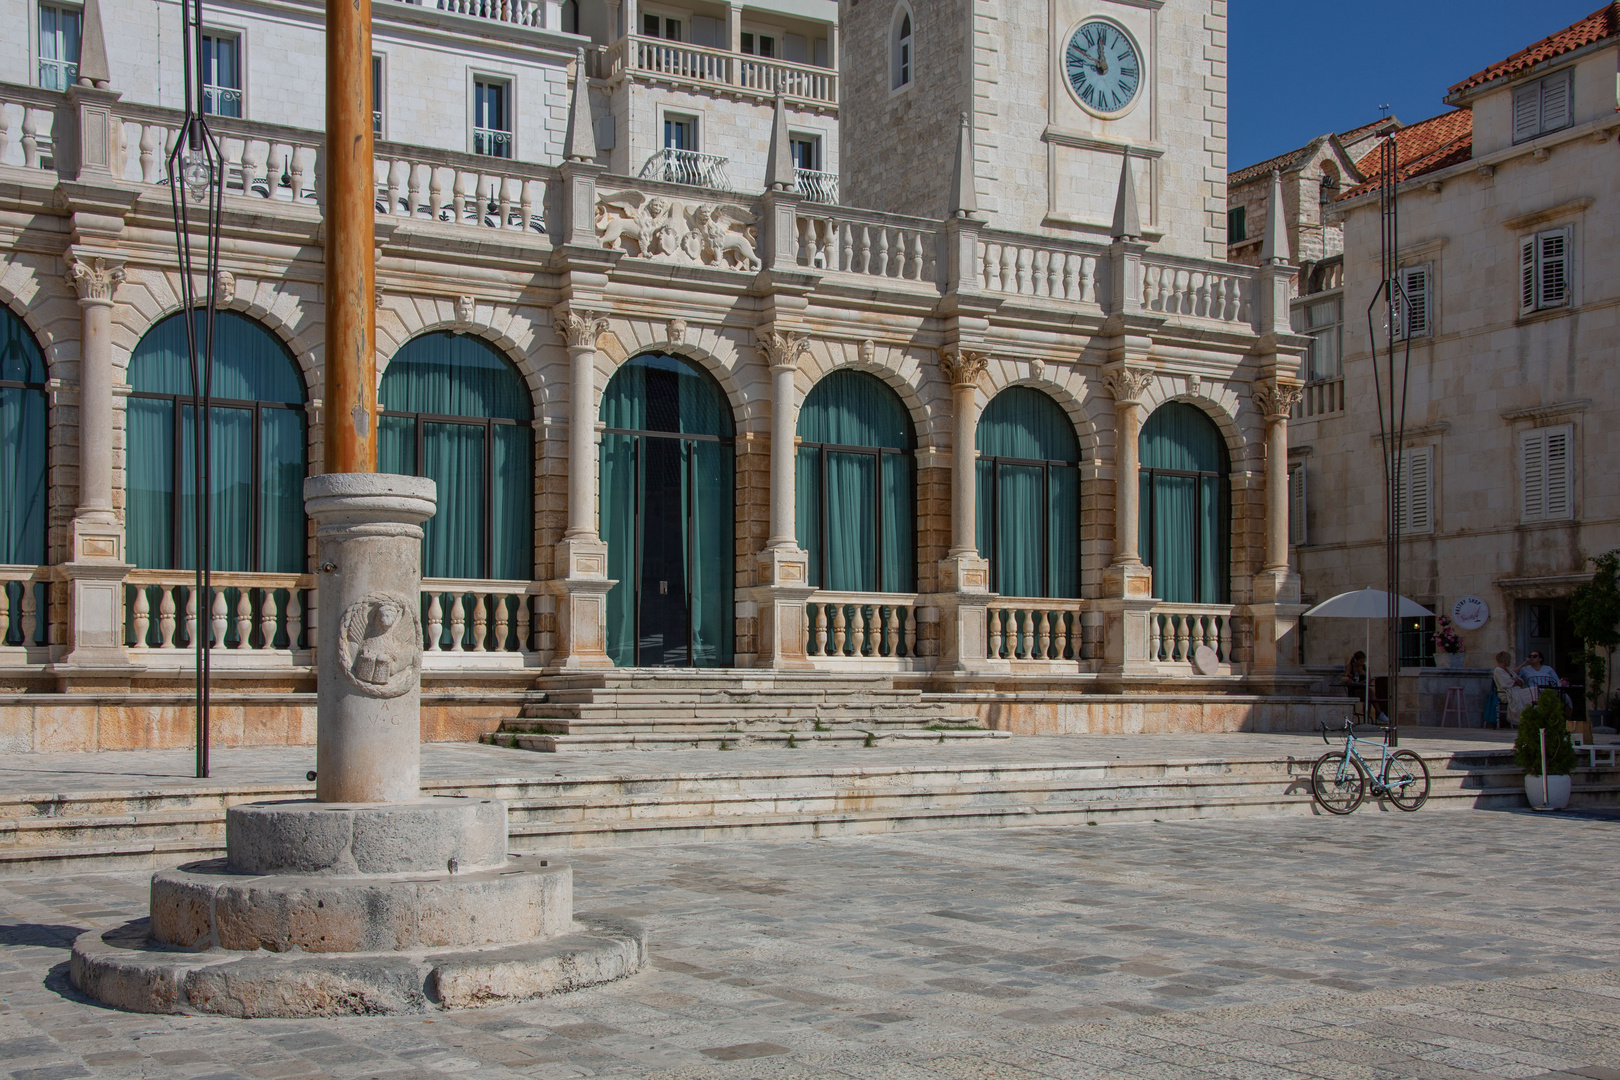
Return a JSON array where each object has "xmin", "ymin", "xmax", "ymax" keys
[
  {"xmin": 1340, "ymin": 110, "xmax": 1474, "ymax": 199},
  {"xmin": 1449, "ymin": 2, "xmax": 1619, "ymax": 94},
  {"xmin": 1228, "ymin": 138, "xmax": 1322, "ymax": 188},
  {"xmin": 1337, "ymin": 117, "xmax": 1400, "ymax": 144}
]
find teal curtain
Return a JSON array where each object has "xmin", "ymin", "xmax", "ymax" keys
[
  {"xmin": 1, "ymin": 309, "xmax": 47, "ymax": 645},
  {"xmin": 126, "ymin": 310, "xmax": 306, "ymax": 572},
  {"xmin": 796, "ymin": 370, "xmax": 914, "ymax": 593},
  {"xmin": 379, "ymin": 332, "xmax": 532, "ymax": 580},
  {"xmin": 975, "ymin": 387, "xmax": 1079, "ymax": 598},
  {"xmin": 599, "ymin": 353, "xmax": 734, "ymax": 667},
  {"xmin": 1139, "ymin": 402, "xmax": 1229, "ymax": 604}
]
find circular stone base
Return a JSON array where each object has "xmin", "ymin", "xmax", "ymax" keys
[
  {"xmin": 151, "ymin": 856, "xmax": 570, "ymax": 953},
  {"xmin": 71, "ymin": 912, "xmax": 646, "ymax": 1017},
  {"xmin": 227, "ymin": 798, "xmax": 508, "ymax": 876}
]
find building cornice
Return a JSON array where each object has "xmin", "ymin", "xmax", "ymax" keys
[
  {"xmin": 1500, "ymin": 398, "xmax": 1592, "ymax": 424},
  {"xmin": 1500, "ymin": 198, "xmax": 1595, "ymax": 231}
]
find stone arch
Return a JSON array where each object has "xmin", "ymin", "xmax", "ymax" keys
[
  {"xmin": 378, "ymin": 294, "xmax": 552, "ymax": 417},
  {"xmin": 798, "ymin": 337, "xmax": 944, "ymax": 452},
  {"xmin": 1137, "ymin": 371, "xmax": 1260, "ymax": 474},
  {"xmin": 590, "ymin": 316, "xmax": 757, "ymax": 436},
  {"xmin": 0, "ymin": 257, "xmax": 81, "ymax": 377},
  {"xmin": 977, "ymin": 355, "xmax": 1103, "ymax": 461}
]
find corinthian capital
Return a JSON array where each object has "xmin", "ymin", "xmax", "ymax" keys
[
  {"xmin": 1252, "ymin": 380, "xmax": 1304, "ymax": 422},
  {"xmin": 555, "ymin": 307, "xmax": 608, "ymax": 349},
  {"xmin": 937, "ymin": 347, "xmax": 989, "ymax": 389},
  {"xmin": 757, "ymin": 329, "xmax": 809, "ymax": 372},
  {"xmin": 1102, "ymin": 365, "xmax": 1154, "ymax": 406},
  {"xmin": 66, "ymin": 256, "xmax": 126, "ymax": 303}
]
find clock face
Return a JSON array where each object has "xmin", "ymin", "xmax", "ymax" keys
[{"xmin": 1064, "ymin": 21, "xmax": 1141, "ymax": 116}]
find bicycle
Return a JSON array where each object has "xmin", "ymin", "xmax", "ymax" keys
[{"xmin": 1311, "ymin": 719, "xmax": 1431, "ymax": 814}]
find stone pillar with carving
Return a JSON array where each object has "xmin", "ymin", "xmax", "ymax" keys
[
  {"xmin": 1249, "ymin": 380, "xmax": 1306, "ymax": 676},
  {"xmin": 61, "ymin": 253, "xmax": 130, "ymax": 667},
  {"xmin": 550, "ymin": 307, "xmax": 615, "ymax": 669},
  {"xmin": 934, "ymin": 348, "xmax": 994, "ymax": 674},
  {"xmin": 747, "ymin": 329, "xmax": 815, "ymax": 668},
  {"xmin": 1095, "ymin": 365, "xmax": 1158, "ymax": 677}
]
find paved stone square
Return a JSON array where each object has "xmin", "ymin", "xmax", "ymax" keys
[{"xmin": 2, "ymin": 808, "xmax": 1618, "ymax": 1080}]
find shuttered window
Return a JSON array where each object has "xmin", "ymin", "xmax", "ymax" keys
[
  {"xmin": 1288, "ymin": 463, "xmax": 1307, "ymax": 546},
  {"xmin": 1393, "ymin": 446, "xmax": 1434, "ymax": 535},
  {"xmin": 1512, "ymin": 69, "xmax": 1574, "ymax": 143},
  {"xmin": 1521, "ymin": 425, "xmax": 1573, "ymax": 523},
  {"xmin": 1391, "ymin": 265, "xmax": 1431, "ymax": 339},
  {"xmin": 1519, "ymin": 227, "xmax": 1571, "ymax": 314}
]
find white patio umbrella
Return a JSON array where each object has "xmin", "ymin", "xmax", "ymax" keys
[{"xmin": 1302, "ymin": 589, "xmax": 1436, "ymax": 723}]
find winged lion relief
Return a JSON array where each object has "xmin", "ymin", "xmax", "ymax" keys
[{"xmin": 595, "ymin": 191, "xmax": 761, "ymax": 271}]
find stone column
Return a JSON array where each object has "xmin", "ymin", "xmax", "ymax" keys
[
  {"xmin": 748, "ymin": 330, "xmax": 815, "ymax": 668},
  {"xmin": 1249, "ymin": 381, "xmax": 1306, "ymax": 677},
  {"xmin": 550, "ymin": 308, "xmax": 615, "ymax": 669},
  {"xmin": 61, "ymin": 253, "xmax": 130, "ymax": 667},
  {"xmin": 935, "ymin": 348, "xmax": 993, "ymax": 674},
  {"xmin": 727, "ymin": 2, "xmax": 742, "ymax": 53},
  {"xmin": 1096, "ymin": 365, "xmax": 1157, "ymax": 678}
]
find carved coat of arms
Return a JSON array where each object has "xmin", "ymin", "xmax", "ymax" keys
[
  {"xmin": 337, "ymin": 593, "xmax": 422, "ymax": 700},
  {"xmin": 595, "ymin": 191, "xmax": 760, "ymax": 271}
]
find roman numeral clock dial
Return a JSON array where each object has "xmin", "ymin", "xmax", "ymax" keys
[{"xmin": 1064, "ymin": 20, "xmax": 1141, "ymax": 116}]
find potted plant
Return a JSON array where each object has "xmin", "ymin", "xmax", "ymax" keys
[
  {"xmin": 1432, "ymin": 616, "xmax": 1464, "ymax": 668},
  {"xmin": 1514, "ymin": 689, "xmax": 1577, "ymax": 809},
  {"xmin": 1570, "ymin": 549, "xmax": 1620, "ymax": 728}
]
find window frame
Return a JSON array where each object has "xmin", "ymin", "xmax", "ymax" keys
[
  {"xmin": 978, "ymin": 451, "xmax": 1080, "ymax": 599},
  {"xmin": 660, "ymin": 108, "xmax": 699, "ymax": 151},
  {"xmin": 1519, "ymin": 424, "xmax": 1574, "ymax": 524},
  {"xmin": 470, "ymin": 71, "xmax": 515, "ymax": 158},
  {"xmin": 372, "ymin": 53, "xmax": 386, "ymax": 139},
  {"xmin": 1227, "ymin": 205, "xmax": 1246, "ymax": 244},
  {"xmin": 1392, "ymin": 444, "xmax": 1435, "ymax": 536},
  {"xmin": 1512, "ymin": 68, "xmax": 1574, "ymax": 144},
  {"xmin": 890, "ymin": 3, "xmax": 913, "ymax": 92},
  {"xmin": 1293, "ymin": 295, "xmax": 1343, "ymax": 382},
  {"xmin": 0, "ymin": 309, "xmax": 50, "ymax": 645},
  {"xmin": 1519, "ymin": 226, "xmax": 1572, "ymax": 315},
  {"xmin": 36, "ymin": 0, "xmax": 82, "ymax": 91},
  {"xmin": 200, "ymin": 28, "xmax": 244, "ymax": 118},
  {"xmin": 1390, "ymin": 263, "xmax": 1431, "ymax": 340}
]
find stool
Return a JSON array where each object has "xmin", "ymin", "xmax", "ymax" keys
[{"xmin": 1440, "ymin": 686, "xmax": 1467, "ymax": 727}]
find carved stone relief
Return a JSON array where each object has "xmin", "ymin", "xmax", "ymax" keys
[
  {"xmin": 337, "ymin": 593, "xmax": 422, "ymax": 700},
  {"xmin": 595, "ymin": 191, "xmax": 760, "ymax": 271}
]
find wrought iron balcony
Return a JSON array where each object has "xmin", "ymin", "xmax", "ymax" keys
[
  {"xmin": 639, "ymin": 147, "xmax": 732, "ymax": 191},
  {"xmin": 473, "ymin": 126, "xmax": 513, "ymax": 158},
  {"xmin": 794, "ymin": 167, "xmax": 838, "ymax": 204}
]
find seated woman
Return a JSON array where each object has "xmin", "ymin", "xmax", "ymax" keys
[
  {"xmin": 1517, "ymin": 650, "xmax": 1571, "ymax": 713},
  {"xmin": 1343, "ymin": 651, "xmax": 1387, "ymax": 722},
  {"xmin": 1493, "ymin": 650, "xmax": 1535, "ymax": 726}
]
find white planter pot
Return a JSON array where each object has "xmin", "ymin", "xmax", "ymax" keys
[
  {"xmin": 1524, "ymin": 772, "xmax": 1572, "ymax": 809},
  {"xmin": 1447, "ymin": 652, "xmax": 1466, "ymax": 668}
]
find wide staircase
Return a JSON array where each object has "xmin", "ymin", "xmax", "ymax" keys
[
  {"xmin": 3, "ymin": 740, "xmax": 1608, "ymax": 877},
  {"xmin": 488, "ymin": 671, "xmax": 1005, "ymax": 751}
]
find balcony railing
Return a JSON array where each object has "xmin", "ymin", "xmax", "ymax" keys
[
  {"xmin": 126, "ymin": 572, "xmax": 316, "ymax": 656},
  {"xmin": 37, "ymin": 58, "xmax": 76, "ymax": 92},
  {"xmin": 607, "ymin": 35, "xmax": 838, "ymax": 106},
  {"xmin": 399, "ymin": 0, "xmax": 549, "ymax": 28},
  {"xmin": 806, "ymin": 593, "xmax": 919, "ymax": 661},
  {"xmin": 1292, "ymin": 377, "xmax": 1344, "ymax": 419},
  {"xmin": 1150, "ymin": 604, "xmax": 1236, "ymax": 665},
  {"xmin": 473, "ymin": 126, "xmax": 513, "ymax": 159},
  {"xmin": 1, "ymin": 565, "xmax": 49, "ymax": 653},
  {"xmin": 639, "ymin": 147, "xmax": 732, "ymax": 190},
  {"xmin": 203, "ymin": 85, "xmax": 243, "ymax": 118},
  {"xmin": 421, "ymin": 579, "xmax": 540, "ymax": 658},
  {"xmin": 794, "ymin": 166, "xmax": 837, "ymax": 204},
  {"xmin": 988, "ymin": 599, "xmax": 1087, "ymax": 662}
]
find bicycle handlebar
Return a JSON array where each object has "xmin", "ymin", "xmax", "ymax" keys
[{"xmin": 1321, "ymin": 718, "xmax": 1355, "ymax": 745}]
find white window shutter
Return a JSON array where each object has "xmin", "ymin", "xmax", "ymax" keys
[
  {"xmin": 1406, "ymin": 447, "xmax": 1433, "ymax": 533},
  {"xmin": 1513, "ymin": 82, "xmax": 1542, "ymax": 142},
  {"xmin": 1521, "ymin": 430, "xmax": 1547, "ymax": 521},
  {"xmin": 1541, "ymin": 70, "xmax": 1573, "ymax": 131},
  {"xmin": 1520, "ymin": 234, "xmax": 1538, "ymax": 314},
  {"xmin": 1537, "ymin": 228, "xmax": 1569, "ymax": 308},
  {"xmin": 1544, "ymin": 426, "xmax": 1572, "ymax": 519},
  {"xmin": 1289, "ymin": 464, "xmax": 1307, "ymax": 546},
  {"xmin": 1400, "ymin": 266, "xmax": 1430, "ymax": 337}
]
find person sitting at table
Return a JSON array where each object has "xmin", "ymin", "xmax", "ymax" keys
[
  {"xmin": 1517, "ymin": 651, "xmax": 1563, "ymax": 691},
  {"xmin": 1343, "ymin": 651, "xmax": 1387, "ymax": 722},
  {"xmin": 1493, "ymin": 650, "xmax": 1535, "ymax": 725}
]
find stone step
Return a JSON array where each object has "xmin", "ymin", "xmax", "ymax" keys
[
  {"xmin": 500, "ymin": 715, "xmax": 970, "ymax": 737},
  {"xmin": 518, "ymin": 701, "xmax": 950, "ymax": 722},
  {"xmin": 488, "ymin": 728, "xmax": 1009, "ymax": 751}
]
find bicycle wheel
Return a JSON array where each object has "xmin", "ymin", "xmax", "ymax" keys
[
  {"xmin": 1385, "ymin": 749, "xmax": 1430, "ymax": 811},
  {"xmin": 1311, "ymin": 751, "xmax": 1366, "ymax": 815}
]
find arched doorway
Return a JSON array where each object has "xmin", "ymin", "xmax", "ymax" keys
[
  {"xmin": 975, "ymin": 386, "xmax": 1080, "ymax": 598},
  {"xmin": 379, "ymin": 332, "xmax": 533, "ymax": 581},
  {"xmin": 795, "ymin": 370, "xmax": 915, "ymax": 593},
  {"xmin": 1, "ymin": 308, "xmax": 47, "ymax": 644},
  {"xmin": 1139, "ymin": 401, "xmax": 1229, "ymax": 604},
  {"xmin": 600, "ymin": 352, "xmax": 735, "ymax": 668}
]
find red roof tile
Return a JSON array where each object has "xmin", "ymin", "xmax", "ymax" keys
[
  {"xmin": 1450, "ymin": 3, "xmax": 1619, "ymax": 94},
  {"xmin": 1340, "ymin": 110, "xmax": 1474, "ymax": 199}
]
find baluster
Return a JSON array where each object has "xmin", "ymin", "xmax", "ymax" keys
[
  {"xmin": 493, "ymin": 593, "xmax": 511, "ymax": 651},
  {"xmin": 1055, "ymin": 611, "xmax": 1071, "ymax": 660},
  {"xmin": 516, "ymin": 594, "xmax": 532, "ymax": 653},
  {"xmin": 903, "ymin": 606, "xmax": 917, "ymax": 658},
  {"xmin": 428, "ymin": 165, "xmax": 446, "ymax": 220},
  {"xmin": 1079, "ymin": 255, "xmax": 1096, "ymax": 304},
  {"xmin": 1015, "ymin": 246, "xmax": 1032, "ymax": 295},
  {"xmin": 820, "ymin": 217, "xmax": 837, "ymax": 269},
  {"xmin": 382, "ymin": 158, "xmax": 402, "ymax": 216},
  {"xmin": 448, "ymin": 593, "xmax": 467, "ymax": 651},
  {"xmin": 520, "ymin": 177, "xmax": 536, "ymax": 232},
  {"xmin": 1035, "ymin": 609, "xmax": 1050, "ymax": 659},
  {"xmin": 405, "ymin": 161, "xmax": 423, "ymax": 218},
  {"xmin": 832, "ymin": 604, "xmax": 847, "ymax": 655},
  {"xmin": 986, "ymin": 606, "xmax": 1002, "ymax": 658},
  {"xmin": 306, "ymin": 591, "xmax": 318, "ymax": 650},
  {"xmin": 884, "ymin": 605, "xmax": 900, "ymax": 658},
  {"xmin": 470, "ymin": 592, "xmax": 488, "ymax": 651},
  {"xmin": 994, "ymin": 245, "xmax": 1010, "ymax": 292},
  {"xmin": 210, "ymin": 589, "xmax": 228, "ymax": 649},
  {"xmin": 21, "ymin": 108, "xmax": 43, "ymax": 170},
  {"xmin": 425, "ymin": 592, "xmax": 443, "ymax": 651},
  {"xmin": 158, "ymin": 586, "xmax": 177, "ymax": 648},
  {"xmin": 19, "ymin": 583, "xmax": 36, "ymax": 646},
  {"xmin": 137, "ymin": 123, "xmax": 160, "ymax": 184},
  {"xmin": 236, "ymin": 138, "xmax": 261, "ymax": 198},
  {"xmin": 978, "ymin": 242, "xmax": 993, "ymax": 289},
  {"xmin": 125, "ymin": 585, "xmax": 148, "ymax": 648},
  {"xmin": 259, "ymin": 588, "xmax": 278, "ymax": 649},
  {"xmin": 0, "ymin": 582, "xmax": 12, "ymax": 644},
  {"xmin": 289, "ymin": 148, "xmax": 308, "ymax": 203},
  {"xmin": 812, "ymin": 603, "xmax": 829, "ymax": 655},
  {"xmin": 0, "ymin": 106, "xmax": 12, "ymax": 168},
  {"xmin": 1032, "ymin": 249, "xmax": 1050, "ymax": 297},
  {"xmin": 285, "ymin": 589, "xmax": 303, "ymax": 650},
  {"xmin": 855, "ymin": 225, "xmax": 871, "ymax": 274},
  {"xmin": 907, "ymin": 231, "xmax": 923, "ymax": 280},
  {"xmin": 853, "ymin": 605, "xmax": 869, "ymax": 656},
  {"xmin": 1215, "ymin": 615, "xmax": 1228, "ymax": 663},
  {"xmin": 457, "ymin": 169, "xmax": 478, "ymax": 223},
  {"xmin": 1234, "ymin": 278, "xmax": 1251, "ymax": 325},
  {"xmin": 232, "ymin": 588, "xmax": 251, "ymax": 648},
  {"xmin": 1172, "ymin": 614, "xmax": 1189, "ymax": 662},
  {"xmin": 874, "ymin": 228, "xmax": 890, "ymax": 277},
  {"xmin": 182, "ymin": 588, "xmax": 200, "ymax": 648}
]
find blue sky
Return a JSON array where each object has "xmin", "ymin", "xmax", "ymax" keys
[{"xmin": 1229, "ymin": 0, "xmax": 1601, "ymax": 169}]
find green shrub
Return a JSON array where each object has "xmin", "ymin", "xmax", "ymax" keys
[{"xmin": 1514, "ymin": 690, "xmax": 1577, "ymax": 776}]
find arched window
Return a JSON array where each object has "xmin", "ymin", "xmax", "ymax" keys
[
  {"xmin": 1, "ymin": 308, "xmax": 48, "ymax": 645},
  {"xmin": 126, "ymin": 310, "xmax": 307, "ymax": 575},
  {"xmin": 796, "ymin": 370, "xmax": 914, "ymax": 593},
  {"xmin": 891, "ymin": 5, "xmax": 913, "ymax": 90},
  {"xmin": 1139, "ymin": 402, "xmax": 1229, "ymax": 604},
  {"xmin": 976, "ymin": 386, "xmax": 1079, "ymax": 598},
  {"xmin": 600, "ymin": 353, "xmax": 734, "ymax": 668},
  {"xmin": 379, "ymin": 332, "xmax": 533, "ymax": 581}
]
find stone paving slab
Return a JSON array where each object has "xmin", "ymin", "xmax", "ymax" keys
[
  {"xmin": 0, "ymin": 729, "xmax": 1514, "ymax": 798},
  {"xmin": 0, "ymin": 807, "xmax": 1616, "ymax": 1078}
]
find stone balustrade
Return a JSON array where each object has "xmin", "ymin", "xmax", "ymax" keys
[
  {"xmin": 421, "ymin": 579, "xmax": 541, "ymax": 657},
  {"xmin": 987, "ymin": 600, "xmax": 1087, "ymax": 663},
  {"xmin": 1149, "ymin": 604, "xmax": 1235, "ymax": 665},
  {"xmin": 607, "ymin": 36, "xmax": 838, "ymax": 106},
  {"xmin": 795, "ymin": 207, "xmax": 939, "ymax": 283},
  {"xmin": 375, "ymin": 142, "xmax": 550, "ymax": 233},
  {"xmin": 405, "ymin": 0, "xmax": 552, "ymax": 29},
  {"xmin": 0, "ymin": 565, "xmax": 48, "ymax": 653},
  {"xmin": 806, "ymin": 593, "xmax": 919, "ymax": 661},
  {"xmin": 1293, "ymin": 377, "xmax": 1344, "ymax": 419},
  {"xmin": 977, "ymin": 234, "xmax": 1103, "ymax": 304},
  {"xmin": 126, "ymin": 571, "xmax": 316, "ymax": 654},
  {"xmin": 1141, "ymin": 258, "xmax": 1255, "ymax": 326},
  {"xmin": 0, "ymin": 87, "xmax": 60, "ymax": 171}
]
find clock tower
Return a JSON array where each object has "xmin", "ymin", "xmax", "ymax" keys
[{"xmin": 839, "ymin": 0, "xmax": 1229, "ymax": 260}]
